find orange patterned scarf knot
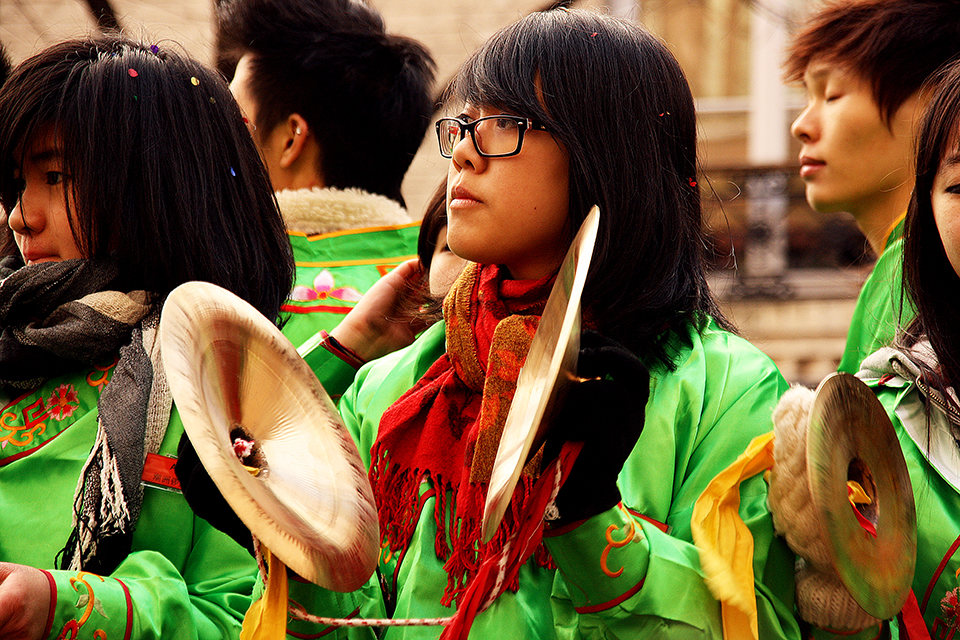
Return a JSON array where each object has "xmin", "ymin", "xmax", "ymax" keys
[{"xmin": 371, "ymin": 262, "xmax": 555, "ymax": 605}]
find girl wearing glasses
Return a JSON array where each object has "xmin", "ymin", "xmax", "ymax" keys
[
  {"xmin": 0, "ymin": 36, "xmax": 305, "ymax": 639},
  {"xmin": 289, "ymin": 8, "xmax": 803, "ymax": 639}
]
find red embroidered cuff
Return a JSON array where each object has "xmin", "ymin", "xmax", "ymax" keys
[
  {"xmin": 40, "ymin": 570, "xmax": 56, "ymax": 640},
  {"xmin": 543, "ymin": 503, "xmax": 650, "ymax": 611}
]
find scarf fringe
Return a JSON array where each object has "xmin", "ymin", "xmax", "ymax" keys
[{"xmin": 372, "ymin": 451, "xmax": 552, "ymax": 607}]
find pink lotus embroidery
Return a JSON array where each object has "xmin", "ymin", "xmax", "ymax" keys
[
  {"xmin": 942, "ymin": 588, "xmax": 960, "ymax": 626},
  {"xmin": 289, "ymin": 270, "xmax": 363, "ymax": 303},
  {"xmin": 47, "ymin": 384, "xmax": 79, "ymax": 421}
]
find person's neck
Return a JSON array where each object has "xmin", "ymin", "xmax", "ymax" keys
[{"xmin": 851, "ymin": 185, "xmax": 912, "ymax": 258}]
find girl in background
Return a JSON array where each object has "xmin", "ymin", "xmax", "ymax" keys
[{"xmin": 0, "ymin": 35, "xmax": 297, "ymax": 639}]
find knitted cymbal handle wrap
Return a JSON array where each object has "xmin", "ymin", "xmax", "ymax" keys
[
  {"xmin": 769, "ymin": 385, "xmax": 831, "ymax": 572},
  {"xmin": 768, "ymin": 385, "xmax": 880, "ymax": 632},
  {"xmin": 796, "ymin": 559, "xmax": 879, "ymax": 631}
]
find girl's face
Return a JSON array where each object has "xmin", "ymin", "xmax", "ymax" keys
[
  {"xmin": 445, "ymin": 104, "xmax": 570, "ymax": 281},
  {"xmin": 931, "ymin": 140, "xmax": 960, "ymax": 278},
  {"xmin": 7, "ymin": 127, "xmax": 82, "ymax": 264}
]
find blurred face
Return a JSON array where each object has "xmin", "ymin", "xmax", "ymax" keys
[
  {"xmin": 931, "ymin": 139, "xmax": 960, "ymax": 278},
  {"xmin": 428, "ymin": 225, "xmax": 467, "ymax": 298},
  {"xmin": 7, "ymin": 127, "xmax": 82, "ymax": 264},
  {"xmin": 445, "ymin": 104, "xmax": 570, "ymax": 281},
  {"xmin": 790, "ymin": 60, "xmax": 919, "ymax": 219}
]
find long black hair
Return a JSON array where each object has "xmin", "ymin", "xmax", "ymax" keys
[
  {"xmin": 0, "ymin": 35, "xmax": 293, "ymax": 321},
  {"xmin": 445, "ymin": 9, "xmax": 730, "ymax": 367},
  {"xmin": 901, "ymin": 59, "xmax": 960, "ymax": 389}
]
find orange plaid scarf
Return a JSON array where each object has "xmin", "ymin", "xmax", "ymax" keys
[{"xmin": 370, "ymin": 262, "xmax": 554, "ymax": 605}]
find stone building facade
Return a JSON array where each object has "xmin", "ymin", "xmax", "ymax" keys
[{"xmin": 0, "ymin": 0, "xmax": 856, "ymax": 385}]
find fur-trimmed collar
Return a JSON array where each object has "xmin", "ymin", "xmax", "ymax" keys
[{"xmin": 276, "ymin": 186, "xmax": 411, "ymax": 236}]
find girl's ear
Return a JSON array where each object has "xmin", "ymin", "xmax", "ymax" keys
[{"xmin": 278, "ymin": 113, "xmax": 310, "ymax": 170}]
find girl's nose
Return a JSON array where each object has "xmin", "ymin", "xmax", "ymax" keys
[
  {"xmin": 451, "ymin": 129, "xmax": 487, "ymax": 173},
  {"xmin": 7, "ymin": 189, "xmax": 38, "ymax": 235}
]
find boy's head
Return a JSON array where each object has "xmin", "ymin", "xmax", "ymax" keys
[
  {"xmin": 217, "ymin": 0, "xmax": 435, "ymax": 206},
  {"xmin": 786, "ymin": 0, "xmax": 960, "ymax": 222}
]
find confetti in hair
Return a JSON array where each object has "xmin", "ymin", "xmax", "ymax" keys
[
  {"xmin": 688, "ymin": 177, "xmax": 697, "ymax": 188},
  {"xmin": 209, "ymin": 97, "xmax": 216, "ymax": 104},
  {"xmin": 150, "ymin": 45, "xmax": 160, "ymax": 54},
  {"xmin": 230, "ymin": 167, "xmax": 237, "ymax": 177},
  {"xmin": 190, "ymin": 76, "xmax": 199, "ymax": 86},
  {"xmin": 128, "ymin": 68, "xmax": 138, "ymax": 78}
]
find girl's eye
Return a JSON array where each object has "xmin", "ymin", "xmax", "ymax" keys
[
  {"xmin": 945, "ymin": 184, "xmax": 960, "ymax": 195},
  {"xmin": 494, "ymin": 117, "xmax": 518, "ymax": 131},
  {"xmin": 45, "ymin": 171, "xmax": 64, "ymax": 186}
]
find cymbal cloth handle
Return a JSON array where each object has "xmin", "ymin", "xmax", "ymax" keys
[{"xmin": 543, "ymin": 330, "xmax": 649, "ymax": 526}]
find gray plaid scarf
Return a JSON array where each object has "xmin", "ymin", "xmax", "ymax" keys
[{"xmin": 0, "ymin": 258, "xmax": 171, "ymax": 573}]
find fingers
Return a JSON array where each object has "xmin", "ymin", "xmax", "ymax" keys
[
  {"xmin": 377, "ymin": 258, "xmax": 425, "ymax": 293},
  {"xmin": 0, "ymin": 563, "xmax": 50, "ymax": 640}
]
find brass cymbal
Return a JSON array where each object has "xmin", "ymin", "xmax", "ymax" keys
[
  {"xmin": 160, "ymin": 282, "xmax": 379, "ymax": 592},
  {"xmin": 481, "ymin": 206, "xmax": 600, "ymax": 543},
  {"xmin": 807, "ymin": 372, "xmax": 917, "ymax": 619}
]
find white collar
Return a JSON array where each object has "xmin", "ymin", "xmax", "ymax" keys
[{"xmin": 276, "ymin": 186, "xmax": 411, "ymax": 236}]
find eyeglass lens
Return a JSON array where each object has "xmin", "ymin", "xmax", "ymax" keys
[{"xmin": 439, "ymin": 117, "xmax": 522, "ymax": 157}]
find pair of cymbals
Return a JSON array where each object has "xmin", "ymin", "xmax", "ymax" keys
[{"xmin": 160, "ymin": 206, "xmax": 602, "ymax": 588}]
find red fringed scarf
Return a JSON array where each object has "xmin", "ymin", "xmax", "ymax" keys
[{"xmin": 371, "ymin": 262, "xmax": 555, "ymax": 606}]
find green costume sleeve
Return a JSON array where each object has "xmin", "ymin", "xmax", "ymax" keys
[
  {"xmin": 542, "ymin": 322, "xmax": 800, "ymax": 639},
  {"xmin": 838, "ymin": 222, "xmax": 914, "ymax": 375},
  {"xmin": 1, "ymin": 395, "xmax": 259, "ymax": 640},
  {"xmin": 333, "ymin": 320, "xmax": 801, "ymax": 639},
  {"xmin": 43, "ymin": 534, "xmax": 254, "ymax": 640},
  {"xmin": 298, "ymin": 330, "xmax": 361, "ymax": 400}
]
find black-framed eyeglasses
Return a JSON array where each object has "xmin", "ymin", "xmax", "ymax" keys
[{"xmin": 436, "ymin": 115, "xmax": 549, "ymax": 158}]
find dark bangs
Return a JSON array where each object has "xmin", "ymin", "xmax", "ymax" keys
[
  {"xmin": 0, "ymin": 36, "xmax": 293, "ymax": 322},
  {"xmin": 444, "ymin": 9, "xmax": 727, "ymax": 367}
]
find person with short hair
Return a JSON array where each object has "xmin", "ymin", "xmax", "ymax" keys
[
  {"xmin": 217, "ymin": 0, "xmax": 436, "ymax": 348},
  {"xmin": 785, "ymin": 0, "xmax": 960, "ymax": 374},
  {"xmin": 770, "ymin": 57, "xmax": 960, "ymax": 639}
]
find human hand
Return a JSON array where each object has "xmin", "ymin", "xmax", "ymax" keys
[
  {"xmin": 544, "ymin": 330, "xmax": 649, "ymax": 525},
  {"xmin": 330, "ymin": 258, "xmax": 428, "ymax": 362},
  {"xmin": 0, "ymin": 563, "xmax": 50, "ymax": 640}
]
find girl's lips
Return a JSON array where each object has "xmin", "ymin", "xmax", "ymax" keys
[{"xmin": 449, "ymin": 185, "xmax": 481, "ymax": 207}]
